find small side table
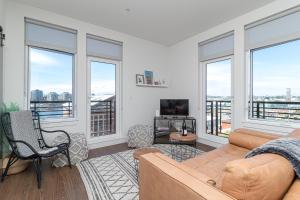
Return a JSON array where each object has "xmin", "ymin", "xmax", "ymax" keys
[
  {"xmin": 133, "ymin": 148, "xmax": 162, "ymax": 180},
  {"xmin": 169, "ymin": 132, "xmax": 197, "ymax": 161}
]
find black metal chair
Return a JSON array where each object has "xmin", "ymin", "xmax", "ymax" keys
[{"xmin": 0, "ymin": 110, "xmax": 72, "ymax": 188}]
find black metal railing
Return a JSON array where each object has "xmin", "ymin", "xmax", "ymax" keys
[
  {"xmin": 30, "ymin": 100, "xmax": 116, "ymax": 137},
  {"xmin": 30, "ymin": 100, "xmax": 73, "ymax": 118},
  {"xmin": 206, "ymin": 100, "xmax": 231, "ymax": 137},
  {"xmin": 90, "ymin": 100, "xmax": 116, "ymax": 137},
  {"xmin": 250, "ymin": 101, "xmax": 300, "ymax": 121}
]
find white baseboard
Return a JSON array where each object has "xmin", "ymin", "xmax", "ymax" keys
[
  {"xmin": 87, "ymin": 137, "xmax": 128, "ymax": 149},
  {"xmin": 197, "ymin": 137, "xmax": 225, "ymax": 148}
]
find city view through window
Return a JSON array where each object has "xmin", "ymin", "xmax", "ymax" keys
[
  {"xmin": 250, "ymin": 39, "xmax": 300, "ymax": 121},
  {"xmin": 206, "ymin": 59, "xmax": 232, "ymax": 137},
  {"xmin": 89, "ymin": 61, "xmax": 116, "ymax": 137},
  {"xmin": 29, "ymin": 47, "xmax": 117, "ymax": 137},
  {"xmin": 205, "ymin": 39, "xmax": 300, "ymax": 138},
  {"xmin": 30, "ymin": 47, "xmax": 74, "ymax": 118}
]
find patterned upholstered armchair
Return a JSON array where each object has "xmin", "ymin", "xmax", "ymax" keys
[{"xmin": 0, "ymin": 111, "xmax": 71, "ymax": 188}]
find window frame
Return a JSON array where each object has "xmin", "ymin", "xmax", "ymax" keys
[
  {"xmin": 247, "ymin": 38, "xmax": 300, "ymax": 126},
  {"xmin": 199, "ymin": 55, "xmax": 234, "ymax": 143},
  {"xmin": 25, "ymin": 45, "xmax": 77, "ymax": 122}
]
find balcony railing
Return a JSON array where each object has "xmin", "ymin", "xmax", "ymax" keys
[
  {"xmin": 207, "ymin": 100, "xmax": 300, "ymax": 138},
  {"xmin": 206, "ymin": 100, "xmax": 231, "ymax": 137},
  {"xmin": 30, "ymin": 100, "xmax": 73, "ymax": 118},
  {"xmin": 250, "ymin": 101, "xmax": 300, "ymax": 121},
  {"xmin": 90, "ymin": 100, "xmax": 115, "ymax": 137},
  {"xmin": 30, "ymin": 100, "xmax": 116, "ymax": 137}
]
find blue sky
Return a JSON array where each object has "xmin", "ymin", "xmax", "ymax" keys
[
  {"xmin": 31, "ymin": 39, "xmax": 300, "ymax": 98},
  {"xmin": 252, "ymin": 39, "xmax": 300, "ymax": 96},
  {"xmin": 30, "ymin": 48, "xmax": 116, "ymax": 96},
  {"xmin": 207, "ymin": 58, "xmax": 231, "ymax": 97},
  {"xmin": 207, "ymin": 39, "xmax": 300, "ymax": 97}
]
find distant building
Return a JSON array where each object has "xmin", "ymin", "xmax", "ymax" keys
[
  {"xmin": 31, "ymin": 89, "xmax": 43, "ymax": 101},
  {"xmin": 47, "ymin": 92, "xmax": 59, "ymax": 101},
  {"xmin": 59, "ymin": 92, "xmax": 72, "ymax": 101},
  {"xmin": 286, "ymin": 88, "xmax": 291, "ymax": 102}
]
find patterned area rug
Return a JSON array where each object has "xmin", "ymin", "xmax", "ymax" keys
[{"xmin": 77, "ymin": 144, "xmax": 204, "ymax": 200}]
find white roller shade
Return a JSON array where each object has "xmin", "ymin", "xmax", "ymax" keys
[
  {"xmin": 245, "ymin": 6, "xmax": 300, "ymax": 50},
  {"xmin": 25, "ymin": 18, "xmax": 77, "ymax": 53},
  {"xmin": 87, "ymin": 34, "xmax": 123, "ymax": 61},
  {"xmin": 198, "ymin": 31, "xmax": 234, "ymax": 62}
]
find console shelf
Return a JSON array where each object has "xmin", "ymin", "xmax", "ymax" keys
[{"xmin": 153, "ymin": 116, "xmax": 196, "ymax": 144}]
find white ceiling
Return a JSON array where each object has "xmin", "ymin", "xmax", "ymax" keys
[{"xmin": 12, "ymin": 0, "xmax": 275, "ymax": 46}]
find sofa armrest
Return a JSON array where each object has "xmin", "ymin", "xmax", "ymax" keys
[
  {"xmin": 229, "ymin": 128, "xmax": 281, "ymax": 150},
  {"xmin": 139, "ymin": 153, "xmax": 235, "ymax": 200}
]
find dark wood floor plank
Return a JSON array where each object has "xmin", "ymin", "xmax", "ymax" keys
[{"xmin": 0, "ymin": 142, "xmax": 214, "ymax": 200}]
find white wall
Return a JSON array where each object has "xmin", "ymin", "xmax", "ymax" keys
[
  {"xmin": 168, "ymin": 0, "xmax": 300, "ymax": 146},
  {"xmin": 3, "ymin": 1, "xmax": 170, "ymax": 148},
  {"xmin": 0, "ymin": 0, "xmax": 4, "ymax": 28},
  {"xmin": 0, "ymin": 0, "xmax": 5, "ymax": 103}
]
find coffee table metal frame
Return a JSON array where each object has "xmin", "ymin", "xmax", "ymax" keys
[{"xmin": 169, "ymin": 132, "xmax": 197, "ymax": 161}]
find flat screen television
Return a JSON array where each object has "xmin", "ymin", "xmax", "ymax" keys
[{"xmin": 160, "ymin": 99, "xmax": 189, "ymax": 116}]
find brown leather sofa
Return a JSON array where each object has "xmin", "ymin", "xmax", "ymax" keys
[{"xmin": 139, "ymin": 128, "xmax": 300, "ymax": 200}]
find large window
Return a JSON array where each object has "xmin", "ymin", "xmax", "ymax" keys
[
  {"xmin": 246, "ymin": 7, "xmax": 300, "ymax": 122},
  {"xmin": 199, "ymin": 31, "xmax": 234, "ymax": 138},
  {"xmin": 249, "ymin": 39, "xmax": 300, "ymax": 121},
  {"xmin": 25, "ymin": 18, "xmax": 77, "ymax": 119},
  {"xmin": 206, "ymin": 58, "xmax": 232, "ymax": 137},
  {"xmin": 29, "ymin": 47, "xmax": 74, "ymax": 118}
]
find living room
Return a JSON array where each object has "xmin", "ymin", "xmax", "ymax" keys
[{"xmin": 1, "ymin": 0, "xmax": 300, "ymax": 199}]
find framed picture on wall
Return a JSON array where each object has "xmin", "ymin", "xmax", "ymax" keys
[
  {"xmin": 136, "ymin": 74, "xmax": 145, "ymax": 85},
  {"xmin": 144, "ymin": 70, "xmax": 153, "ymax": 85}
]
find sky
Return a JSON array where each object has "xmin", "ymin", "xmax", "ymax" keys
[
  {"xmin": 207, "ymin": 39, "xmax": 300, "ymax": 98},
  {"xmin": 30, "ymin": 48, "xmax": 116, "ymax": 96},
  {"xmin": 207, "ymin": 58, "xmax": 231, "ymax": 97},
  {"xmin": 31, "ymin": 38, "xmax": 300, "ymax": 98},
  {"xmin": 252, "ymin": 39, "xmax": 300, "ymax": 96}
]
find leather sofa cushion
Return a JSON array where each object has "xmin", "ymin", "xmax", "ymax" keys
[
  {"xmin": 182, "ymin": 144, "xmax": 248, "ymax": 181},
  {"xmin": 283, "ymin": 178, "xmax": 300, "ymax": 200},
  {"xmin": 139, "ymin": 153, "xmax": 236, "ymax": 200},
  {"xmin": 219, "ymin": 153, "xmax": 295, "ymax": 200},
  {"xmin": 229, "ymin": 129, "xmax": 280, "ymax": 150}
]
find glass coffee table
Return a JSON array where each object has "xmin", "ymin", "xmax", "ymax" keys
[{"xmin": 169, "ymin": 132, "xmax": 198, "ymax": 161}]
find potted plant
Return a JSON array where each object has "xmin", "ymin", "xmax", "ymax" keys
[{"xmin": 1, "ymin": 103, "xmax": 30, "ymax": 175}]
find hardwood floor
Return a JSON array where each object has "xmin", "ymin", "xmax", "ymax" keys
[{"xmin": 0, "ymin": 142, "xmax": 214, "ymax": 200}]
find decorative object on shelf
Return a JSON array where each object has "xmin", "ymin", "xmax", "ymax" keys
[
  {"xmin": 0, "ymin": 26, "xmax": 5, "ymax": 47},
  {"xmin": 136, "ymin": 70, "xmax": 168, "ymax": 88},
  {"xmin": 136, "ymin": 74, "xmax": 145, "ymax": 85},
  {"xmin": 144, "ymin": 70, "xmax": 153, "ymax": 85}
]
